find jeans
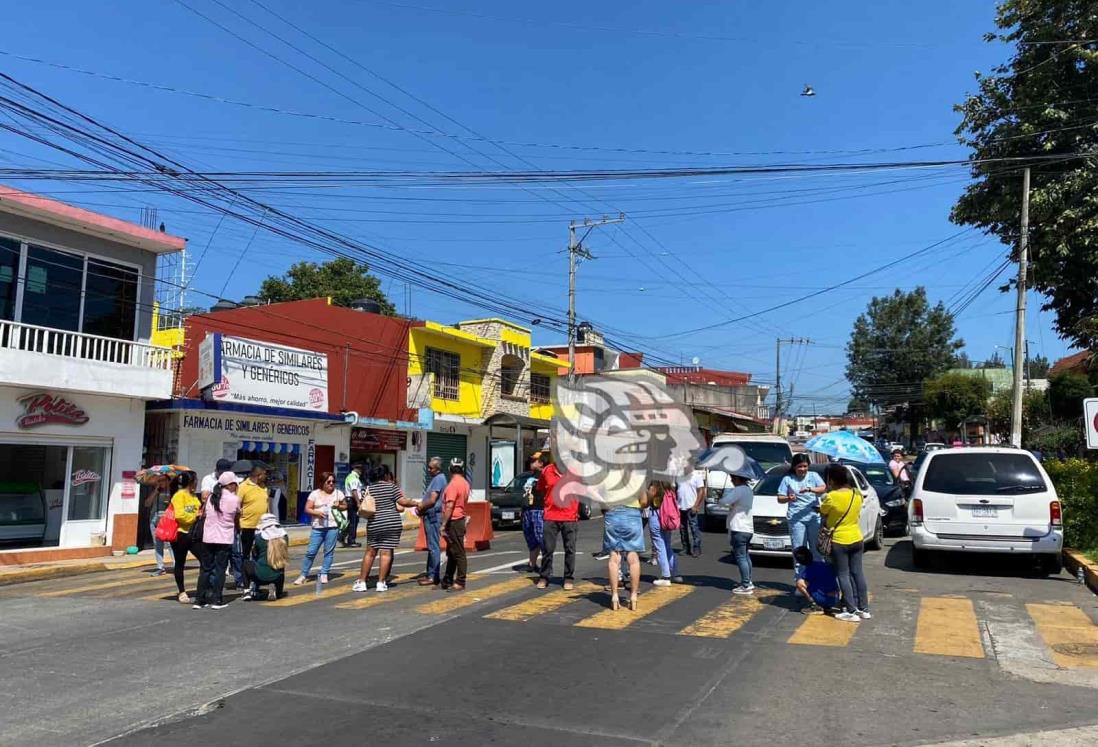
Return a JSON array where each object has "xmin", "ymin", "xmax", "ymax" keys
[
  {"xmin": 648, "ymin": 511, "xmax": 677, "ymax": 579},
  {"xmin": 831, "ymin": 541, "xmax": 869, "ymax": 613},
  {"xmin": 424, "ymin": 513, "xmax": 441, "ymax": 583},
  {"xmin": 149, "ymin": 513, "xmax": 166, "ymax": 570},
  {"xmin": 539, "ymin": 520, "xmax": 577, "ymax": 581},
  {"xmin": 300, "ymin": 527, "xmax": 339, "ymax": 578},
  {"xmin": 196, "ymin": 542, "xmax": 231, "ymax": 605},
  {"xmin": 789, "ymin": 515, "xmax": 822, "ymax": 578},
  {"xmin": 168, "ymin": 530, "xmax": 199, "ymax": 594},
  {"xmin": 730, "ymin": 531, "xmax": 752, "ymax": 586},
  {"xmin": 229, "ymin": 531, "xmax": 245, "ymax": 588},
  {"xmin": 680, "ymin": 509, "xmax": 702, "ymax": 555},
  {"xmin": 443, "ymin": 518, "xmax": 467, "ymax": 587}
]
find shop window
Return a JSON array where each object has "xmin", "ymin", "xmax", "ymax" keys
[
  {"xmin": 530, "ymin": 373, "xmax": 551, "ymax": 404},
  {"xmin": 500, "ymin": 354, "xmax": 524, "ymax": 399},
  {"xmin": 426, "ymin": 347, "xmax": 460, "ymax": 401},
  {"xmin": 68, "ymin": 446, "xmax": 110, "ymax": 521}
]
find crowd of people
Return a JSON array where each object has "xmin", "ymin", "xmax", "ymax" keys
[{"xmin": 150, "ymin": 449, "xmax": 871, "ymax": 620}]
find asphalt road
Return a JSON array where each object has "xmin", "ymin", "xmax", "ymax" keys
[{"xmin": 2, "ymin": 520, "xmax": 1097, "ymax": 747}]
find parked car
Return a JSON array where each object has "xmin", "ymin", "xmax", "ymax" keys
[
  {"xmin": 922, "ymin": 442, "xmax": 947, "ymax": 453},
  {"xmin": 908, "ymin": 447, "xmax": 1062, "ymax": 574},
  {"xmin": 748, "ymin": 464, "xmax": 884, "ymax": 556},
  {"xmin": 841, "ymin": 459, "xmax": 907, "ymax": 535},
  {"xmin": 489, "ymin": 471, "xmax": 532, "ymax": 529},
  {"xmin": 0, "ymin": 482, "xmax": 47, "ymax": 545},
  {"xmin": 701, "ymin": 434, "xmax": 794, "ymax": 531}
]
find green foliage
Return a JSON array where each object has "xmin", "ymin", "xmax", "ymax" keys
[
  {"xmin": 1031, "ymin": 424, "xmax": 1085, "ymax": 454},
  {"xmin": 953, "ymin": 352, "xmax": 974, "ymax": 369},
  {"xmin": 985, "ymin": 350, "xmax": 1007, "ymax": 369},
  {"xmin": 846, "ymin": 396, "xmax": 871, "ymax": 414},
  {"xmin": 258, "ymin": 258, "xmax": 395, "ymax": 314},
  {"xmin": 1044, "ymin": 458, "xmax": 1098, "ymax": 552},
  {"xmin": 1028, "ymin": 353, "xmax": 1051, "ymax": 379},
  {"xmin": 986, "ymin": 387, "xmax": 1047, "ymax": 437},
  {"xmin": 1048, "ymin": 371, "xmax": 1094, "ymax": 420},
  {"xmin": 952, "ymin": 0, "xmax": 1098, "ymax": 351},
  {"xmin": 846, "ymin": 288, "xmax": 963, "ymax": 410},
  {"xmin": 923, "ymin": 372, "xmax": 992, "ymax": 429}
]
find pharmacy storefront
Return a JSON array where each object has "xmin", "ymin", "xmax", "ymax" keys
[{"xmin": 0, "ymin": 387, "xmax": 145, "ymax": 552}]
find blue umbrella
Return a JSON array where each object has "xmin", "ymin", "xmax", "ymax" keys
[
  {"xmin": 804, "ymin": 430, "xmax": 885, "ymax": 464},
  {"xmin": 696, "ymin": 446, "xmax": 766, "ymax": 481}
]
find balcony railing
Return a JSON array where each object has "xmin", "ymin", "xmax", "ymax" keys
[{"xmin": 0, "ymin": 318, "xmax": 174, "ymax": 371}]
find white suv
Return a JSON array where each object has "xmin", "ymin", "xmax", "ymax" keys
[{"xmin": 908, "ymin": 447, "xmax": 1063, "ymax": 574}]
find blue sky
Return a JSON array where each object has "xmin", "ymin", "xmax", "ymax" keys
[{"xmin": 0, "ymin": 1, "xmax": 1076, "ymax": 412}]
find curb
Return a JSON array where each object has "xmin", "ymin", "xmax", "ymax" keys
[{"xmin": 1063, "ymin": 548, "xmax": 1098, "ymax": 596}]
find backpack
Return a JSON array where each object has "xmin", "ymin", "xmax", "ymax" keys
[{"xmin": 659, "ymin": 489, "xmax": 681, "ymax": 530}]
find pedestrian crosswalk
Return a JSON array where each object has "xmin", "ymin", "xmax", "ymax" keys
[{"xmin": 9, "ymin": 570, "xmax": 1098, "ymax": 668}]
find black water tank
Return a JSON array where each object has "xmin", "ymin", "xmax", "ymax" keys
[
  {"xmin": 350, "ymin": 298, "xmax": 382, "ymax": 314},
  {"xmin": 210, "ymin": 299, "xmax": 239, "ymax": 313},
  {"xmin": 241, "ymin": 295, "xmax": 262, "ymax": 307},
  {"xmin": 577, "ymin": 320, "xmax": 594, "ymax": 343}
]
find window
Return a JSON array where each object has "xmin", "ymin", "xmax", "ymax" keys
[
  {"xmin": 83, "ymin": 257, "xmax": 138, "ymax": 340},
  {"xmin": 500, "ymin": 354, "xmax": 524, "ymax": 398},
  {"xmin": 0, "ymin": 236, "xmax": 18, "ymax": 321},
  {"xmin": 425, "ymin": 347, "xmax": 460, "ymax": 400},
  {"xmin": 923, "ymin": 452, "xmax": 1047, "ymax": 495},
  {"xmin": 531, "ymin": 373, "xmax": 551, "ymax": 404},
  {"xmin": 21, "ymin": 244, "xmax": 83, "ymax": 333},
  {"xmin": 68, "ymin": 446, "xmax": 111, "ymax": 521}
]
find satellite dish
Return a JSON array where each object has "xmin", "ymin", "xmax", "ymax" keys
[{"xmin": 691, "ymin": 356, "xmax": 700, "ymax": 365}]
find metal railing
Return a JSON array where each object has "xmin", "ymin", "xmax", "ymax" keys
[{"xmin": 0, "ymin": 318, "xmax": 174, "ymax": 371}]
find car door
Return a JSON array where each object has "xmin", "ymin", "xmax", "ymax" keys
[{"xmin": 849, "ymin": 467, "xmax": 878, "ymax": 537}]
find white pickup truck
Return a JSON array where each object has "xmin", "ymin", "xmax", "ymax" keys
[{"xmin": 700, "ymin": 434, "xmax": 793, "ymax": 531}]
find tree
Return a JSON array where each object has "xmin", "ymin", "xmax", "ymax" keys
[
  {"xmin": 1048, "ymin": 371, "xmax": 1094, "ymax": 420},
  {"xmin": 952, "ymin": 352, "xmax": 974, "ymax": 369},
  {"xmin": 985, "ymin": 350, "xmax": 1007, "ymax": 369},
  {"xmin": 924, "ymin": 372, "xmax": 992, "ymax": 430},
  {"xmin": 846, "ymin": 288, "xmax": 964, "ymax": 421},
  {"xmin": 1028, "ymin": 353, "xmax": 1051, "ymax": 379},
  {"xmin": 846, "ymin": 396, "xmax": 871, "ymax": 415},
  {"xmin": 952, "ymin": 1, "xmax": 1098, "ymax": 352},
  {"xmin": 987, "ymin": 387, "xmax": 1048, "ymax": 439},
  {"xmin": 257, "ymin": 258, "xmax": 395, "ymax": 314}
]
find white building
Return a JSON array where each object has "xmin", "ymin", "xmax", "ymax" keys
[{"xmin": 0, "ymin": 186, "xmax": 182, "ymax": 561}]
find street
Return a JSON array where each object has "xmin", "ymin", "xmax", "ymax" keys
[{"xmin": 2, "ymin": 522, "xmax": 1097, "ymax": 747}]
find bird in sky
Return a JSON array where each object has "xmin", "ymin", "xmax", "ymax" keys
[{"xmin": 801, "ymin": 84, "xmax": 816, "ymax": 97}]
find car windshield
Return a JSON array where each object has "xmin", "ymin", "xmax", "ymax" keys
[
  {"xmin": 498, "ymin": 472, "xmax": 533, "ymax": 494},
  {"xmin": 719, "ymin": 442, "xmax": 792, "ymax": 470},
  {"xmin": 754, "ymin": 465, "xmax": 824, "ymax": 495},
  {"xmin": 858, "ymin": 464, "xmax": 894, "ymax": 488},
  {"xmin": 922, "ymin": 453, "xmax": 1047, "ymax": 495}
]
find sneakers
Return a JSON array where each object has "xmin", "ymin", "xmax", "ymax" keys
[
  {"xmin": 648, "ymin": 557, "xmax": 660, "ymax": 566},
  {"xmin": 241, "ymin": 590, "xmax": 254, "ymax": 601},
  {"xmin": 835, "ymin": 611, "xmax": 861, "ymax": 622},
  {"xmin": 211, "ymin": 602, "xmax": 229, "ymax": 610},
  {"xmin": 192, "ymin": 603, "xmax": 204, "ymax": 610},
  {"xmin": 803, "ymin": 603, "xmax": 825, "ymax": 616},
  {"xmin": 732, "ymin": 583, "xmax": 755, "ymax": 596},
  {"xmin": 292, "ymin": 576, "xmax": 308, "ymax": 586},
  {"xmin": 652, "ymin": 578, "xmax": 672, "ymax": 587},
  {"xmin": 151, "ymin": 568, "xmax": 166, "ymax": 576},
  {"xmin": 352, "ymin": 580, "xmax": 368, "ymax": 593},
  {"xmin": 375, "ymin": 581, "xmax": 389, "ymax": 593},
  {"xmin": 319, "ymin": 574, "xmax": 329, "ymax": 584},
  {"xmin": 267, "ymin": 588, "xmax": 278, "ymax": 601},
  {"xmin": 856, "ymin": 609, "xmax": 873, "ymax": 620},
  {"xmin": 593, "ymin": 551, "xmax": 610, "ymax": 561},
  {"xmin": 671, "ymin": 576, "xmax": 685, "ymax": 584}
]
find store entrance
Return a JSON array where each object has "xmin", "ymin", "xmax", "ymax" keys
[{"xmin": 0, "ymin": 443, "xmax": 68, "ymax": 548}]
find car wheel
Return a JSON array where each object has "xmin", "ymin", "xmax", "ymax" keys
[
  {"xmin": 1040, "ymin": 554, "xmax": 1064, "ymax": 576},
  {"xmin": 912, "ymin": 545, "xmax": 930, "ymax": 569},
  {"xmin": 866, "ymin": 517, "xmax": 884, "ymax": 551}
]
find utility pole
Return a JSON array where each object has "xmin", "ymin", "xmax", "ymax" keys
[
  {"xmin": 1010, "ymin": 168, "xmax": 1030, "ymax": 448},
  {"xmin": 774, "ymin": 337, "xmax": 812, "ymax": 434},
  {"xmin": 568, "ymin": 214, "xmax": 625, "ymax": 382}
]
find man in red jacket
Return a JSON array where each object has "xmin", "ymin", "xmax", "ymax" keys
[{"xmin": 534, "ymin": 452, "xmax": 578, "ymax": 590}]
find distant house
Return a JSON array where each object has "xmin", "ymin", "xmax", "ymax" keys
[
  {"xmin": 1049, "ymin": 350, "xmax": 1093, "ymax": 378},
  {"xmin": 948, "ymin": 367, "xmax": 1015, "ymax": 394}
]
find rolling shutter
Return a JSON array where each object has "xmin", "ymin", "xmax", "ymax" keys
[{"xmin": 424, "ymin": 432, "xmax": 468, "ymax": 488}]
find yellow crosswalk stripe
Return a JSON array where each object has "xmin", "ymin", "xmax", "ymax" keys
[
  {"xmin": 266, "ymin": 575, "xmax": 405, "ymax": 608},
  {"xmin": 913, "ymin": 597, "xmax": 984, "ymax": 658},
  {"xmin": 574, "ymin": 584, "xmax": 693, "ymax": 630},
  {"xmin": 335, "ymin": 575, "xmax": 481, "ymax": 611},
  {"xmin": 788, "ymin": 614, "xmax": 860, "ymax": 647},
  {"xmin": 415, "ymin": 576, "xmax": 533, "ymax": 615},
  {"xmin": 37, "ymin": 574, "xmax": 171, "ymax": 598},
  {"xmin": 1027, "ymin": 602, "xmax": 1098, "ymax": 668},
  {"xmin": 678, "ymin": 589, "xmax": 778, "ymax": 639},
  {"xmin": 485, "ymin": 581, "xmax": 601, "ymax": 622}
]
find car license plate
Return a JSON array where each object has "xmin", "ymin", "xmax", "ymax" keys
[
  {"xmin": 971, "ymin": 506, "xmax": 998, "ymax": 519},
  {"xmin": 763, "ymin": 538, "xmax": 784, "ymax": 550},
  {"xmin": 502, "ymin": 511, "xmax": 515, "ymax": 520}
]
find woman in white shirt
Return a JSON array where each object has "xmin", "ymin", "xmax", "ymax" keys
[
  {"xmin": 292, "ymin": 472, "xmax": 347, "ymax": 586},
  {"xmin": 719, "ymin": 469, "xmax": 756, "ymax": 596}
]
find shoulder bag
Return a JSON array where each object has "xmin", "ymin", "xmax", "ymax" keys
[
  {"xmin": 358, "ymin": 485, "xmax": 377, "ymax": 519},
  {"xmin": 816, "ymin": 490, "xmax": 857, "ymax": 557},
  {"xmin": 154, "ymin": 505, "xmax": 178, "ymax": 543}
]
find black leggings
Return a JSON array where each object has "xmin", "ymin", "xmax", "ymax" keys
[
  {"xmin": 830, "ymin": 541, "xmax": 869, "ymax": 613},
  {"xmin": 169, "ymin": 531, "xmax": 200, "ymax": 594}
]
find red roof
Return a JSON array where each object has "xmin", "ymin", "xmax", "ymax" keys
[
  {"xmin": 1049, "ymin": 350, "xmax": 1092, "ymax": 377},
  {"xmin": 659, "ymin": 366, "xmax": 751, "ymax": 387}
]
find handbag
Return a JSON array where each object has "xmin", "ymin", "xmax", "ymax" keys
[
  {"xmin": 817, "ymin": 489, "xmax": 857, "ymax": 557},
  {"xmin": 331, "ymin": 506, "xmax": 349, "ymax": 532},
  {"xmin": 154, "ymin": 505, "xmax": 179, "ymax": 543},
  {"xmin": 358, "ymin": 486, "xmax": 376, "ymax": 519}
]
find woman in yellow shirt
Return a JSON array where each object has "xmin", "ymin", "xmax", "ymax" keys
[
  {"xmin": 820, "ymin": 464, "xmax": 870, "ymax": 623},
  {"xmin": 168, "ymin": 472, "xmax": 203, "ymax": 604}
]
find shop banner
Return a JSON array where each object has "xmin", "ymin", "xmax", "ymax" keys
[
  {"xmin": 181, "ymin": 412, "xmax": 315, "ymax": 441},
  {"xmin": 201, "ymin": 333, "xmax": 329, "ymax": 412},
  {"xmin": 351, "ymin": 427, "xmax": 406, "ymax": 452}
]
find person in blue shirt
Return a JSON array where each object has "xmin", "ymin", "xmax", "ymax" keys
[
  {"xmin": 793, "ymin": 546, "xmax": 840, "ymax": 614},
  {"xmin": 777, "ymin": 453, "xmax": 827, "ymax": 580},
  {"xmin": 416, "ymin": 456, "xmax": 449, "ymax": 587}
]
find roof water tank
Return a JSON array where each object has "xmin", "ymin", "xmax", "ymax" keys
[
  {"xmin": 210, "ymin": 300, "xmax": 239, "ymax": 313},
  {"xmin": 350, "ymin": 298, "xmax": 382, "ymax": 314}
]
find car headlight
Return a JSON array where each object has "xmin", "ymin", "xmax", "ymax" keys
[{"xmin": 885, "ymin": 498, "xmax": 906, "ymax": 508}]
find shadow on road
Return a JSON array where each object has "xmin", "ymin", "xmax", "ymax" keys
[{"xmin": 884, "ymin": 537, "xmax": 1069, "ymax": 580}]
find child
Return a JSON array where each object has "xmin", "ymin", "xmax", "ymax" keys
[{"xmin": 792, "ymin": 546, "xmax": 840, "ymax": 614}]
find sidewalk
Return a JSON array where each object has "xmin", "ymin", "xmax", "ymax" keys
[{"xmin": 0, "ymin": 516, "xmax": 422, "ymax": 587}]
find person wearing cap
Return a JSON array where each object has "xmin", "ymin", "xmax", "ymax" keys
[
  {"xmin": 194, "ymin": 471, "xmax": 242, "ymax": 610},
  {"xmin": 440, "ymin": 458, "xmax": 471, "ymax": 591},
  {"xmin": 341, "ymin": 463, "xmax": 365, "ymax": 548},
  {"xmin": 521, "ymin": 453, "xmax": 547, "ymax": 573},
  {"xmin": 243, "ymin": 513, "xmax": 289, "ymax": 601},
  {"xmin": 536, "ymin": 452, "xmax": 577, "ymax": 590}
]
